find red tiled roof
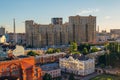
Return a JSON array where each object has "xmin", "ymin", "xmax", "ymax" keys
[{"xmin": 21, "ymin": 61, "xmax": 33, "ymax": 70}]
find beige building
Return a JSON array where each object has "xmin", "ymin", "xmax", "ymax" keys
[
  {"xmin": 59, "ymin": 56, "xmax": 95, "ymax": 76},
  {"xmin": 69, "ymin": 15, "xmax": 96, "ymax": 43},
  {"xmin": 25, "ymin": 15, "xmax": 96, "ymax": 48},
  {"xmin": 7, "ymin": 33, "xmax": 26, "ymax": 45}
]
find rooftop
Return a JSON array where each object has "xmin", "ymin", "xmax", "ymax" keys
[
  {"xmin": 65, "ymin": 54, "xmax": 89, "ymax": 61},
  {"xmin": 40, "ymin": 63, "xmax": 59, "ymax": 71}
]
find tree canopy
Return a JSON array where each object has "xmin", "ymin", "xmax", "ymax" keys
[
  {"xmin": 68, "ymin": 73, "xmax": 75, "ymax": 80},
  {"xmin": 27, "ymin": 51, "xmax": 39, "ymax": 56},
  {"xmin": 70, "ymin": 42, "xmax": 78, "ymax": 52},
  {"xmin": 83, "ymin": 47, "xmax": 88, "ymax": 55},
  {"xmin": 90, "ymin": 46, "xmax": 99, "ymax": 53},
  {"xmin": 43, "ymin": 73, "xmax": 52, "ymax": 80},
  {"xmin": 46, "ymin": 48, "xmax": 61, "ymax": 54},
  {"xmin": 98, "ymin": 42, "xmax": 120, "ymax": 67},
  {"xmin": 69, "ymin": 42, "xmax": 81, "ymax": 54}
]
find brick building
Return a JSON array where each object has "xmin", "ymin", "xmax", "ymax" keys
[{"xmin": 0, "ymin": 57, "xmax": 42, "ymax": 80}]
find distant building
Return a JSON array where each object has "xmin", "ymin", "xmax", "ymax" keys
[
  {"xmin": 25, "ymin": 15, "xmax": 96, "ymax": 48},
  {"xmin": 96, "ymin": 31, "xmax": 111, "ymax": 42},
  {"xmin": 59, "ymin": 56, "xmax": 95, "ymax": 76},
  {"xmin": 110, "ymin": 29, "xmax": 120, "ymax": 40},
  {"xmin": 41, "ymin": 63, "xmax": 61, "ymax": 78},
  {"xmin": 110, "ymin": 29, "xmax": 120, "ymax": 35},
  {"xmin": 6, "ymin": 33, "xmax": 26, "ymax": 45},
  {"xmin": 0, "ymin": 46, "xmax": 7, "ymax": 60},
  {"xmin": 0, "ymin": 27, "xmax": 5, "ymax": 35},
  {"xmin": 51, "ymin": 18, "xmax": 63, "ymax": 25},
  {"xmin": 0, "ymin": 35, "xmax": 6, "ymax": 43}
]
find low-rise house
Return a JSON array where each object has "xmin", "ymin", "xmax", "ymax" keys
[{"xmin": 40, "ymin": 63, "xmax": 61, "ymax": 78}]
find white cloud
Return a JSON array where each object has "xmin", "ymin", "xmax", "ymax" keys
[
  {"xmin": 104, "ymin": 16, "xmax": 111, "ymax": 19},
  {"xmin": 78, "ymin": 8, "xmax": 99, "ymax": 15}
]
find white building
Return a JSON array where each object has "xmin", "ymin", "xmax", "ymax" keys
[
  {"xmin": 0, "ymin": 35, "xmax": 6, "ymax": 43},
  {"xmin": 41, "ymin": 63, "xmax": 61, "ymax": 78},
  {"xmin": 13, "ymin": 45, "xmax": 25, "ymax": 56},
  {"xmin": 59, "ymin": 56, "xmax": 95, "ymax": 76}
]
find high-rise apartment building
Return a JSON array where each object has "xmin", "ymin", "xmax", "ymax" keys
[
  {"xmin": 25, "ymin": 15, "xmax": 96, "ymax": 48},
  {"xmin": 51, "ymin": 18, "xmax": 63, "ymax": 25},
  {"xmin": 69, "ymin": 15, "xmax": 96, "ymax": 43}
]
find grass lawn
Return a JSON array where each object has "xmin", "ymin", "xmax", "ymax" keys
[{"xmin": 90, "ymin": 74, "xmax": 120, "ymax": 80}]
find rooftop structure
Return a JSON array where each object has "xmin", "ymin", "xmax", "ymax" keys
[
  {"xmin": 40, "ymin": 63, "xmax": 61, "ymax": 78},
  {"xmin": 41, "ymin": 63, "xmax": 59, "ymax": 71}
]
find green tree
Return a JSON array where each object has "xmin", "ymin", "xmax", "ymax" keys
[
  {"xmin": 90, "ymin": 46, "xmax": 99, "ymax": 53},
  {"xmin": 68, "ymin": 73, "xmax": 75, "ymax": 80},
  {"xmin": 27, "ymin": 51, "xmax": 39, "ymax": 56},
  {"xmin": 54, "ymin": 48, "xmax": 61, "ymax": 53},
  {"xmin": 46, "ymin": 48, "xmax": 61, "ymax": 54},
  {"xmin": 100, "ymin": 64, "xmax": 105, "ymax": 68},
  {"xmin": 70, "ymin": 42, "xmax": 77, "ymax": 52},
  {"xmin": 83, "ymin": 47, "xmax": 88, "ymax": 55},
  {"xmin": 43, "ymin": 73, "xmax": 52, "ymax": 80},
  {"xmin": 46, "ymin": 48, "xmax": 54, "ymax": 54}
]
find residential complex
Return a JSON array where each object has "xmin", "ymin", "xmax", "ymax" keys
[
  {"xmin": 59, "ymin": 56, "xmax": 95, "ymax": 76},
  {"xmin": 25, "ymin": 15, "xmax": 96, "ymax": 48}
]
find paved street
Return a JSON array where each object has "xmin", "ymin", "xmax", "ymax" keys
[
  {"xmin": 80, "ymin": 73, "xmax": 100, "ymax": 80},
  {"xmin": 62, "ymin": 72, "xmax": 101, "ymax": 80}
]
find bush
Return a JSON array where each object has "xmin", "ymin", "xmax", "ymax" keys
[
  {"xmin": 46, "ymin": 48, "xmax": 61, "ymax": 54},
  {"xmin": 27, "ymin": 51, "xmax": 39, "ymax": 56}
]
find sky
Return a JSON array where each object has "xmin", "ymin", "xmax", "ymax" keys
[{"xmin": 0, "ymin": 0, "xmax": 120, "ymax": 33}]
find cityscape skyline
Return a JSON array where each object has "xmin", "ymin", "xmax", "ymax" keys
[{"xmin": 0, "ymin": 0, "xmax": 120, "ymax": 33}]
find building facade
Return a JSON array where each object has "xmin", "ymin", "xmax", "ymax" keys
[
  {"xmin": 59, "ymin": 56, "xmax": 95, "ymax": 76},
  {"xmin": 6, "ymin": 33, "xmax": 26, "ymax": 45},
  {"xmin": 25, "ymin": 15, "xmax": 96, "ymax": 48},
  {"xmin": 0, "ymin": 27, "xmax": 5, "ymax": 35},
  {"xmin": 110, "ymin": 29, "xmax": 120, "ymax": 40},
  {"xmin": 96, "ymin": 33, "xmax": 111, "ymax": 42},
  {"xmin": 35, "ymin": 52, "xmax": 66, "ymax": 64},
  {"xmin": 51, "ymin": 18, "xmax": 63, "ymax": 25},
  {"xmin": 41, "ymin": 63, "xmax": 61, "ymax": 78},
  {"xmin": 0, "ymin": 57, "xmax": 42, "ymax": 80}
]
